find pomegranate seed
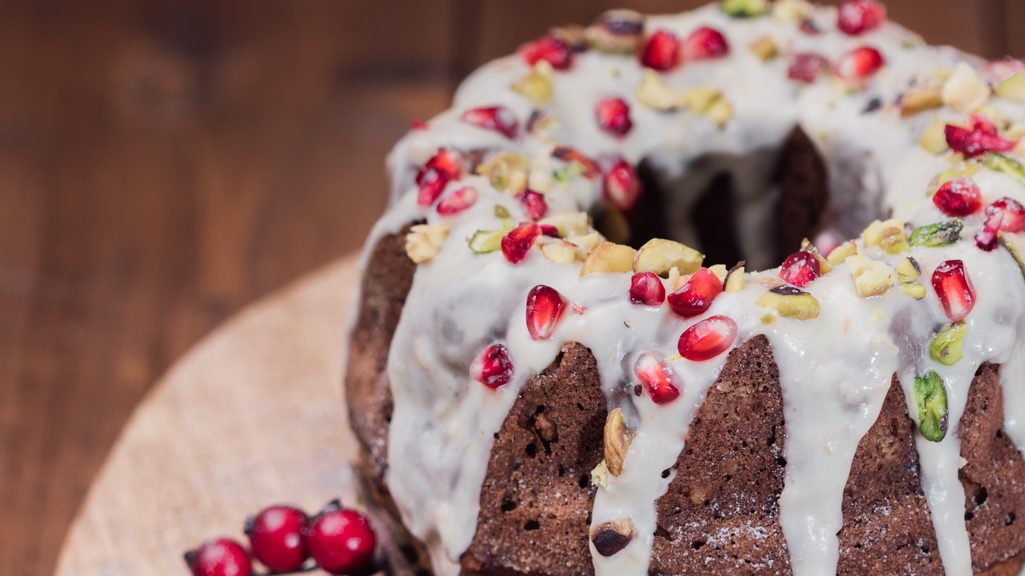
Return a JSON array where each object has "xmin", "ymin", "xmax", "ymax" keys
[
  {"xmin": 461, "ymin": 106, "xmax": 519, "ymax": 139},
  {"xmin": 835, "ymin": 46, "xmax": 885, "ymax": 81},
  {"xmin": 837, "ymin": 0, "xmax": 887, "ymax": 35},
  {"xmin": 551, "ymin": 146, "xmax": 601, "ymax": 178},
  {"xmin": 629, "ymin": 272, "xmax": 666, "ymax": 306},
  {"xmin": 519, "ymin": 35, "xmax": 573, "ymax": 70},
  {"xmin": 540, "ymin": 224, "xmax": 560, "ymax": 237},
  {"xmin": 975, "ymin": 217, "xmax": 1001, "ymax": 251},
  {"xmin": 245, "ymin": 506, "xmax": 308, "ymax": 573},
  {"xmin": 799, "ymin": 19, "xmax": 822, "ymax": 35},
  {"xmin": 185, "ymin": 538, "xmax": 252, "ymax": 576},
  {"xmin": 603, "ymin": 158, "xmax": 641, "ymax": 210},
  {"xmin": 411, "ymin": 118, "xmax": 428, "ymax": 130},
  {"xmin": 501, "ymin": 223, "xmax": 541, "ymax": 264},
  {"xmin": 932, "ymin": 260, "xmax": 975, "ymax": 322},
  {"xmin": 596, "ymin": 97, "xmax": 633, "ymax": 138},
  {"xmin": 988, "ymin": 197, "xmax": 1025, "ymax": 232},
  {"xmin": 779, "ymin": 251, "xmax": 821, "ymax": 287},
  {"xmin": 526, "ymin": 284, "xmax": 567, "ymax": 340},
  {"xmin": 684, "ymin": 26, "xmax": 730, "ymax": 60},
  {"xmin": 518, "ymin": 190, "xmax": 548, "ymax": 220},
  {"xmin": 667, "ymin": 268, "xmax": 724, "ymax": 318},
  {"xmin": 416, "ymin": 149, "xmax": 462, "ymax": 207},
  {"xmin": 471, "ymin": 344, "xmax": 514, "ymax": 389},
  {"xmin": 437, "ymin": 186, "xmax": 478, "ymax": 216},
  {"xmin": 634, "ymin": 352, "xmax": 680, "ymax": 405},
  {"xmin": 945, "ymin": 116, "xmax": 1017, "ymax": 158},
  {"xmin": 788, "ymin": 52, "xmax": 830, "ymax": 83},
  {"xmin": 307, "ymin": 501, "xmax": 376, "ymax": 576},
  {"xmin": 640, "ymin": 30, "xmax": 681, "ymax": 71},
  {"xmin": 678, "ymin": 315, "xmax": 738, "ymax": 361},
  {"xmin": 933, "ymin": 178, "xmax": 982, "ymax": 216}
]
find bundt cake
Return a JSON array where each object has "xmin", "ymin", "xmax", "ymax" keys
[{"xmin": 345, "ymin": 1, "xmax": 1025, "ymax": 574}]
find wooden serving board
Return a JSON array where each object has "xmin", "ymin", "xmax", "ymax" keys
[{"xmin": 55, "ymin": 256, "xmax": 362, "ymax": 575}]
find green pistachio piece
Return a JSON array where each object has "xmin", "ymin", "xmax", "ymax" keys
[
  {"xmin": 909, "ymin": 220, "xmax": 964, "ymax": 247},
  {"xmin": 983, "ymin": 152, "xmax": 1025, "ymax": 187},
  {"xmin": 914, "ymin": 371, "xmax": 949, "ymax": 442},
  {"xmin": 928, "ymin": 321, "xmax": 966, "ymax": 366},
  {"xmin": 494, "ymin": 205, "xmax": 511, "ymax": 219},
  {"xmin": 721, "ymin": 0, "xmax": 768, "ymax": 18},
  {"xmin": 468, "ymin": 229, "xmax": 503, "ymax": 254}
]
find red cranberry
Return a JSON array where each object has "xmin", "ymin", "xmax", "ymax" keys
[
  {"xmin": 416, "ymin": 149, "xmax": 462, "ymax": 207},
  {"xmin": 518, "ymin": 190, "xmax": 548, "ymax": 220},
  {"xmin": 603, "ymin": 158, "xmax": 641, "ymax": 210},
  {"xmin": 519, "ymin": 35, "xmax": 573, "ymax": 70},
  {"xmin": 501, "ymin": 223, "xmax": 541, "ymax": 264},
  {"xmin": 837, "ymin": 0, "xmax": 887, "ymax": 35},
  {"xmin": 945, "ymin": 116, "xmax": 1017, "ymax": 158},
  {"xmin": 307, "ymin": 502, "xmax": 376, "ymax": 576},
  {"xmin": 684, "ymin": 26, "xmax": 729, "ymax": 60},
  {"xmin": 932, "ymin": 260, "xmax": 975, "ymax": 322},
  {"xmin": 526, "ymin": 284, "xmax": 567, "ymax": 341},
  {"xmin": 245, "ymin": 505, "xmax": 308, "ymax": 573},
  {"xmin": 779, "ymin": 251, "xmax": 821, "ymax": 287},
  {"xmin": 471, "ymin": 344, "xmax": 514, "ymax": 389},
  {"xmin": 596, "ymin": 97, "xmax": 633, "ymax": 138},
  {"xmin": 640, "ymin": 30, "xmax": 681, "ymax": 71},
  {"xmin": 461, "ymin": 106, "xmax": 519, "ymax": 139},
  {"xmin": 678, "ymin": 315, "xmax": 738, "ymax": 361},
  {"xmin": 835, "ymin": 46, "xmax": 885, "ymax": 81},
  {"xmin": 551, "ymin": 146, "xmax": 602, "ymax": 179},
  {"xmin": 634, "ymin": 352, "xmax": 680, "ymax": 405},
  {"xmin": 788, "ymin": 53, "xmax": 830, "ymax": 83},
  {"xmin": 933, "ymin": 178, "xmax": 982, "ymax": 216},
  {"xmin": 667, "ymin": 268, "xmax": 723, "ymax": 318},
  {"xmin": 185, "ymin": 538, "xmax": 252, "ymax": 576},
  {"xmin": 437, "ymin": 186, "xmax": 478, "ymax": 216},
  {"xmin": 629, "ymin": 272, "xmax": 666, "ymax": 306}
]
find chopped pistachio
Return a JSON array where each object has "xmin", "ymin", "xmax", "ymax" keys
[
  {"xmin": 900, "ymin": 86, "xmax": 943, "ymax": 117},
  {"xmin": 494, "ymin": 204, "xmax": 512, "ymax": 219},
  {"xmin": 996, "ymin": 71, "xmax": 1025, "ymax": 103},
  {"xmin": 540, "ymin": 211, "xmax": 589, "ymax": 237},
  {"xmin": 633, "ymin": 238, "xmax": 703, "ymax": 276},
  {"xmin": 749, "ymin": 36, "xmax": 778, "ymax": 61},
  {"xmin": 1000, "ymin": 232, "xmax": 1025, "ymax": 282},
  {"xmin": 405, "ymin": 224, "xmax": 449, "ymax": 263},
  {"xmin": 603, "ymin": 408, "xmax": 635, "ymax": 477},
  {"xmin": 590, "ymin": 460, "xmax": 610, "ymax": 488},
  {"xmin": 929, "ymin": 321, "xmax": 966, "ymax": 366},
  {"xmin": 706, "ymin": 98, "xmax": 734, "ymax": 128},
  {"xmin": 582, "ymin": 242, "xmax": 637, "ymax": 276},
  {"xmin": 636, "ymin": 70, "xmax": 682, "ymax": 112},
  {"xmin": 756, "ymin": 286, "xmax": 820, "ymax": 320},
  {"xmin": 709, "ymin": 264, "xmax": 729, "ymax": 282},
  {"xmin": 541, "ymin": 240, "xmax": 579, "ymax": 264},
  {"xmin": 909, "ymin": 220, "xmax": 964, "ymax": 247},
  {"xmin": 827, "ymin": 240, "xmax": 859, "ymax": 267},
  {"xmin": 900, "ymin": 283, "xmax": 927, "ymax": 300},
  {"xmin": 724, "ymin": 262, "xmax": 746, "ymax": 293},
  {"xmin": 913, "ymin": 370, "xmax": 949, "ymax": 442},
  {"xmin": 680, "ymin": 87, "xmax": 723, "ymax": 112},
  {"xmin": 568, "ymin": 231, "xmax": 603, "ymax": 256},
  {"xmin": 895, "ymin": 257, "xmax": 922, "ymax": 284},
  {"xmin": 721, "ymin": 0, "xmax": 768, "ymax": 17},
  {"xmin": 477, "ymin": 152, "xmax": 530, "ymax": 193},
  {"xmin": 468, "ymin": 228, "xmax": 504, "ymax": 254},
  {"xmin": 941, "ymin": 62, "xmax": 991, "ymax": 113},
  {"xmin": 862, "ymin": 219, "xmax": 909, "ymax": 254},
  {"xmin": 982, "ymin": 152, "xmax": 1025, "ymax": 187},
  {"xmin": 846, "ymin": 254, "xmax": 895, "ymax": 298},
  {"xmin": 512, "ymin": 62, "xmax": 554, "ymax": 105},
  {"xmin": 772, "ymin": 0, "xmax": 812, "ymax": 22},
  {"xmin": 919, "ymin": 117, "xmax": 949, "ymax": 155}
]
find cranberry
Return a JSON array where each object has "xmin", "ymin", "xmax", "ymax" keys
[
  {"xmin": 684, "ymin": 26, "xmax": 729, "ymax": 60},
  {"xmin": 678, "ymin": 315, "xmax": 738, "ymax": 361},
  {"xmin": 185, "ymin": 538, "xmax": 252, "ymax": 576},
  {"xmin": 837, "ymin": 0, "xmax": 887, "ymax": 35},
  {"xmin": 933, "ymin": 178, "xmax": 982, "ymax": 216},
  {"xmin": 245, "ymin": 505, "xmax": 308, "ymax": 573},
  {"xmin": 437, "ymin": 186, "xmax": 478, "ymax": 216},
  {"xmin": 667, "ymin": 268, "xmax": 723, "ymax": 318},
  {"xmin": 945, "ymin": 116, "xmax": 1017, "ymax": 158},
  {"xmin": 526, "ymin": 284, "xmax": 567, "ymax": 341},
  {"xmin": 788, "ymin": 52, "xmax": 830, "ymax": 83},
  {"xmin": 779, "ymin": 251, "xmax": 821, "ymax": 287},
  {"xmin": 551, "ymin": 146, "xmax": 601, "ymax": 179},
  {"xmin": 461, "ymin": 106, "xmax": 519, "ymax": 139},
  {"xmin": 629, "ymin": 272, "xmax": 666, "ymax": 306},
  {"xmin": 640, "ymin": 30, "xmax": 681, "ymax": 71},
  {"xmin": 471, "ymin": 344, "xmax": 514, "ymax": 389},
  {"xmin": 518, "ymin": 190, "xmax": 548, "ymax": 220},
  {"xmin": 634, "ymin": 352, "xmax": 680, "ymax": 405},
  {"xmin": 501, "ymin": 223, "xmax": 541, "ymax": 264},
  {"xmin": 596, "ymin": 97, "xmax": 633, "ymax": 138},
  {"xmin": 307, "ymin": 501, "xmax": 376, "ymax": 576},
  {"xmin": 519, "ymin": 35, "xmax": 573, "ymax": 70},
  {"xmin": 603, "ymin": 158, "xmax": 641, "ymax": 210},
  {"xmin": 416, "ymin": 149, "xmax": 462, "ymax": 207},
  {"xmin": 932, "ymin": 260, "xmax": 975, "ymax": 322},
  {"xmin": 835, "ymin": 46, "xmax": 885, "ymax": 81}
]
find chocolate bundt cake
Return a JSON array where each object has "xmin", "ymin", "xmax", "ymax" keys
[{"xmin": 345, "ymin": 1, "xmax": 1025, "ymax": 574}]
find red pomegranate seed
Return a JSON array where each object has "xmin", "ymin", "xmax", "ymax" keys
[
  {"xmin": 596, "ymin": 97, "xmax": 633, "ymax": 138},
  {"xmin": 437, "ymin": 186, "xmax": 478, "ymax": 216},
  {"xmin": 975, "ymin": 217, "xmax": 1001, "ymax": 251},
  {"xmin": 501, "ymin": 223, "xmax": 541, "ymax": 264},
  {"xmin": 945, "ymin": 116, "xmax": 1017, "ymax": 158},
  {"xmin": 988, "ymin": 197, "xmax": 1025, "ymax": 232},
  {"xmin": 603, "ymin": 158, "xmax": 641, "ymax": 211},
  {"xmin": 526, "ymin": 284, "xmax": 567, "ymax": 340},
  {"xmin": 835, "ymin": 46, "xmax": 885, "ymax": 81},
  {"xmin": 306, "ymin": 501, "xmax": 376, "ymax": 576},
  {"xmin": 684, "ymin": 26, "xmax": 729, "ymax": 60},
  {"xmin": 634, "ymin": 352, "xmax": 680, "ymax": 405},
  {"xmin": 667, "ymin": 268, "xmax": 724, "ymax": 318},
  {"xmin": 416, "ymin": 149, "xmax": 462, "ymax": 207},
  {"xmin": 932, "ymin": 260, "xmax": 975, "ymax": 322},
  {"xmin": 245, "ymin": 505, "xmax": 309, "ymax": 573},
  {"xmin": 640, "ymin": 30, "xmax": 681, "ymax": 71},
  {"xmin": 837, "ymin": 0, "xmax": 887, "ymax": 35},
  {"xmin": 540, "ymin": 224, "xmax": 560, "ymax": 237},
  {"xmin": 551, "ymin": 146, "xmax": 601, "ymax": 179},
  {"xmin": 471, "ymin": 344, "xmax": 514, "ymax": 389},
  {"xmin": 678, "ymin": 315, "xmax": 738, "ymax": 361},
  {"xmin": 629, "ymin": 272, "xmax": 666, "ymax": 306},
  {"xmin": 519, "ymin": 35, "xmax": 573, "ymax": 70},
  {"xmin": 788, "ymin": 52, "xmax": 830, "ymax": 83},
  {"xmin": 185, "ymin": 538, "xmax": 252, "ymax": 576},
  {"xmin": 411, "ymin": 118, "xmax": 428, "ymax": 131},
  {"xmin": 779, "ymin": 251, "xmax": 821, "ymax": 287},
  {"xmin": 461, "ymin": 106, "xmax": 519, "ymax": 139},
  {"xmin": 518, "ymin": 190, "xmax": 548, "ymax": 220},
  {"xmin": 933, "ymin": 178, "xmax": 982, "ymax": 216}
]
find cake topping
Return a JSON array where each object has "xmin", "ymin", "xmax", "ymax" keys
[
  {"xmin": 933, "ymin": 178, "xmax": 981, "ymax": 216},
  {"xmin": 667, "ymin": 267, "xmax": 724, "ymax": 317},
  {"xmin": 721, "ymin": 0, "xmax": 769, "ymax": 18},
  {"xmin": 677, "ymin": 315, "xmax": 738, "ymax": 360},
  {"xmin": 582, "ymin": 242, "xmax": 637, "ymax": 275},
  {"xmin": 976, "ymin": 197, "xmax": 1025, "ymax": 250},
  {"xmin": 603, "ymin": 158, "xmax": 642, "ymax": 210},
  {"xmin": 416, "ymin": 149, "xmax": 463, "ymax": 207},
  {"xmin": 756, "ymin": 286, "xmax": 821, "ymax": 320},
  {"xmin": 941, "ymin": 62, "xmax": 991, "ymax": 113},
  {"xmin": 634, "ymin": 351, "xmax": 680, "ymax": 404},
  {"xmin": 788, "ymin": 53, "xmax": 830, "ymax": 83},
  {"xmin": 749, "ymin": 36, "xmax": 779, "ymax": 61},
  {"xmin": 931, "ymin": 259, "xmax": 975, "ymax": 322},
  {"xmin": 461, "ymin": 106, "xmax": 520, "ymax": 139},
  {"xmin": 604, "ymin": 408, "xmax": 636, "ymax": 476},
  {"xmin": 909, "ymin": 219, "xmax": 963, "ymax": 247},
  {"xmin": 629, "ymin": 272, "xmax": 667, "ymax": 306},
  {"xmin": 899, "ymin": 85, "xmax": 943, "ymax": 117},
  {"xmin": 519, "ymin": 35, "xmax": 574, "ymax": 70},
  {"xmin": 471, "ymin": 344, "xmax": 515, "ymax": 389},
  {"xmin": 405, "ymin": 224, "xmax": 449, "ymax": 264},
  {"xmin": 861, "ymin": 219, "xmax": 909, "ymax": 254},
  {"xmin": 684, "ymin": 26, "xmax": 730, "ymax": 60},
  {"xmin": 525, "ymin": 284, "xmax": 567, "ymax": 340},
  {"xmin": 846, "ymin": 254, "xmax": 895, "ymax": 297},
  {"xmin": 640, "ymin": 30, "xmax": 682, "ymax": 72},
  {"xmin": 437, "ymin": 186, "xmax": 478, "ymax": 216},
  {"xmin": 945, "ymin": 115, "xmax": 1017, "ymax": 158},
  {"xmin": 779, "ymin": 250, "xmax": 822, "ymax": 287},
  {"xmin": 913, "ymin": 370, "xmax": 949, "ymax": 442},
  {"xmin": 512, "ymin": 62, "xmax": 554, "ymax": 105},
  {"xmin": 501, "ymin": 223, "xmax": 542, "ymax": 263},
  {"xmin": 596, "ymin": 97, "xmax": 634, "ymax": 138},
  {"xmin": 518, "ymin": 190, "xmax": 549, "ymax": 221},
  {"xmin": 929, "ymin": 321, "xmax": 966, "ymax": 366},
  {"xmin": 836, "ymin": 0, "xmax": 886, "ymax": 35},
  {"xmin": 723, "ymin": 262, "xmax": 746, "ymax": 292},
  {"xmin": 634, "ymin": 238, "xmax": 703, "ymax": 276},
  {"xmin": 587, "ymin": 10, "xmax": 645, "ymax": 54},
  {"xmin": 834, "ymin": 45, "xmax": 885, "ymax": 82},
  {"xmin": 983, "ymin": 152, "xmax": 1025, "ymax": 186},
  {"xmin": 590, "ymin": 519, "xmax": 635, "ymax": 557},
  {"xmin": 997, "ymin": 71, "xmax": 1025, "ymax": 103}
]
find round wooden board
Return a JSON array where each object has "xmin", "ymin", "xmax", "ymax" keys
[{"xmin": 56, "ymin": 255, "xmax": 361, "ymax": 575}]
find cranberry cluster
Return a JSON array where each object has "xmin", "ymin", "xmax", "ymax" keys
[{"xmin": 184, "ymin": 499, "xmax": 376, "ymax": 576}]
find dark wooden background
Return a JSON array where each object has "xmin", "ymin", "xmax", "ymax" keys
[{"xmin": 1, "ymin": 1, "xmax": 1021, "ymax": 573}]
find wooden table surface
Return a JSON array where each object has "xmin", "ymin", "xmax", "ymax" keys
[{"xmin": 1, "ymin": 1, "xmax": 1020, "ymax": 574}]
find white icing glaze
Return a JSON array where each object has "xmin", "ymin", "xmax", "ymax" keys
[{"xmin": 353, "ymin": 3, "xmax": 1025, "ymax": 575}]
